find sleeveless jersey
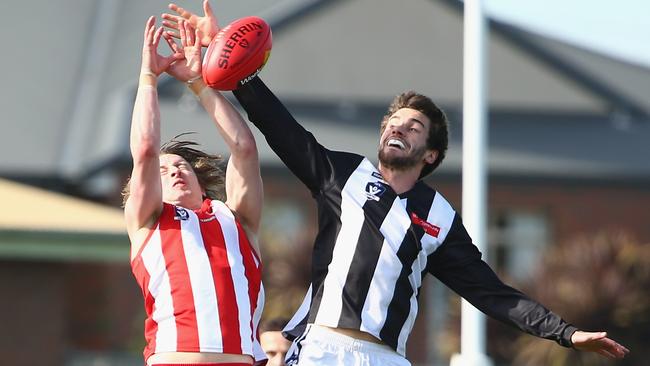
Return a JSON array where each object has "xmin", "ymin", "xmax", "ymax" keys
[{"xmin": 130, "ymin": 199, "xmax": 265, "ymax": 362}]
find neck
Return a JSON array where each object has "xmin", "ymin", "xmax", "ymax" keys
[
  {"xmin": 167, "ymin": 198, "xmax": 203, "ymax": 210},
  {"xmin": 378, "ymin": 164, "xmax": 420, "ymax": 194}
]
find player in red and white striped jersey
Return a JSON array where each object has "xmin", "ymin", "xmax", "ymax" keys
[{"xmin": 123, "ymin": 16, "xmax": 266, "ymax": 366}]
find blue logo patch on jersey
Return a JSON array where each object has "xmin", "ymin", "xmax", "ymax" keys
[
  {"xmin": 285, "ymin": 350, "xmax": 299, "ymax": 365},
  {"xmin": 174, "ymin": 207, "xmax": 190, "ymax": 221},
  {"xmin": 365, "ymin": 181, "xmax": 386, "ymax": 201}
]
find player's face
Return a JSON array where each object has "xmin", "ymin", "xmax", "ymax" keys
[
  {"xmin": 378, "ymin": 108, "xmax": 436, "ymax": 171},
  {"xmin": 260, "ymin": 331, "xmax": 292, "ymax": 366},
  {"xmin": 159, "ymin": 154, "xmax": 204, "ymax": 208}
]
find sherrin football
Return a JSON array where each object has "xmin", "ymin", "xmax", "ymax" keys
[{"xmin": 202, "ymin": 16, "xmax": 272, "ymax": 90}]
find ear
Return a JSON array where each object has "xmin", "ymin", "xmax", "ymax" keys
[{"xmin": 424, "ymin": 149, "xmax": 438, "ymax": 165}]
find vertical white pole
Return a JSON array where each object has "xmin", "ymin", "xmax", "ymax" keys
[{"xmin": 451, "ymin": 0, "xmax": 492, "ymax": 365}]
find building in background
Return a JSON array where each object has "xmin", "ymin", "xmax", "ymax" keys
[{"xmin": 1, "ymin": 0, "xmax": 649, "ymax": 365}]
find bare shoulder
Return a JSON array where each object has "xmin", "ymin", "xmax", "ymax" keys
[
  {"xmin": 124, "ymin": 200, "xmax": 162, "ymax": 261},
  {"xmin": 127, "ymin": 226, "xmax": 157, "ymax": 262}
]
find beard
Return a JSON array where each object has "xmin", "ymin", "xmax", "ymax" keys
[{"xmin": 378, "ymin": 144, "xmax": 428, "ymax": 171}]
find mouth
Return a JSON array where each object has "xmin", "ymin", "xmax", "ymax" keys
[
  {"xmin": 172, "ymin": 179, "xmax": 186, "ymax": 188},
  {"xmin": 385, "ymin": 138, "xmax": 407, "ymax": 150}
]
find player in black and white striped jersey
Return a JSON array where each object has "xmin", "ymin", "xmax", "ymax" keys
[{"xmin": 230, "ymin": 77, "xmax": 628, "ymax": 365}]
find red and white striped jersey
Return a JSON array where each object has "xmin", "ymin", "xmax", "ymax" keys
[{"xmin": 130, "ymin": 199, "xmax": 265, "ymax": 363}]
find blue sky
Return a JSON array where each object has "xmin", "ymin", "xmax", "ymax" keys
[{"xmin": 484, "ymin": 0, "xmax": 650, "ymax": 68}]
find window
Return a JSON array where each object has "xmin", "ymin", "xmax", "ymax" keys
[{"xmin": 489, "ymin": 210, "xmax": 550, "ymax": 281}]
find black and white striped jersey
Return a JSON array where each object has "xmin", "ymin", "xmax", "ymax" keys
[{"xmin": 234, "ymin": 78, "xmax": 577, "ymax": 356}]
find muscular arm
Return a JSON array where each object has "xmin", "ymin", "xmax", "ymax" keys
[
  {"xmin": 124, "ymin": 74, "xmax": 164, "ymax": 237},
  {"xmin": 164, "ymin": 3, "xmax": 332, "ymax": 192},
  {"xmin": 190, "ymin": 81, "xmax": 263, "ymax": 234},
  {"xmin": 233, "ymin": 77, "xmax": 333, "ymax": 193},
  {"xmin": 164, "ymin": 20, "xmax": 263, "ymax": 235},
  {"xmin": 125, "ymin": 17, "xmax": 181, "ymax": 245},
  {"xmin": 429, "ymin": 214, "xmax": 576, "ymax": 347}
]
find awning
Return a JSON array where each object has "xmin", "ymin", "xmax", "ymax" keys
[{"xmin": 0, "ymin": 178, "xmax": 128, "ymax": 262}]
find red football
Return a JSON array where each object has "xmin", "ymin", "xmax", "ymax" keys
[{"xmin": 202, "ymin": 16, "xmax": 272, "ymax": 90}]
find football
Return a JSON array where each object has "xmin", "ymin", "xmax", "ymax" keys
[{"xmin": 202, "ymin": 16, "xmax": 272, "ymax": 90}]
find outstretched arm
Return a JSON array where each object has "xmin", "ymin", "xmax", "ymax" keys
[
  {"xmin": 125, "ymin": 16, "xmax": 182, "ymax": 241},
  {"xmin": 164, "ymin": 21, "xmax": 263, "ymax": 235},
  {"xmin": 431, "ymin": 215, "xmax": 629, "ymax": 359}
]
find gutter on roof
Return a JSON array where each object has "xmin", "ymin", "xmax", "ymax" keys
[{"xmin": 0, "ymin": 230, "xmax": 128, "ymax": 263}]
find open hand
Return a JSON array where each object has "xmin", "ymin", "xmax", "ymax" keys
[
  {"xmin": 163, "ymin": 20, "xmax": 202, "ymax": 82},
  {"xmin": 571, "ymin": 331, "xmax": 629, "ymax": 359},
  {"xmin": 162, "ymin": 0, "xmax": 219, "ymax": 47},
  {"xmin": 141, "ymin": 16, "xmax": 183, "ymax": 76}
]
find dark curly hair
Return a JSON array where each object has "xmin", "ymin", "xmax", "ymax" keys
[
  {"xmin": 380, "ymin": 91, "xmax": 449, "ymax": 179},
  {"xmin": 121, "ymin": 133, "xmax": 225, "ymax": 206}
]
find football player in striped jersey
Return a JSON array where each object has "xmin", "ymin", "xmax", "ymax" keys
[{"xmin": 123, "ymin": 17, "xmax": 266, "ymax": 366}]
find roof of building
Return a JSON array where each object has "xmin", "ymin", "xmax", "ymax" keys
[{"xmin": 1, "ymin": 0, "xmax": 648, "ymax": 196}]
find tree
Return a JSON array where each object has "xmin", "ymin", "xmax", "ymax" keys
[{"xmin": 491, "ymin": 232, "xmax": 650, "ymax": 365}]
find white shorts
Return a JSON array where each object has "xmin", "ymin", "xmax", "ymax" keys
[{"xmin": 285, "ymin": 324, "xmax": 411, "ymax": 366}]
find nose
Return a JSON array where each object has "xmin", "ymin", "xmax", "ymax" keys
[
  {"xmin": 390, "ymin": 124, "xmax": 405, "ymax": 135},
  {"xmin": 169, "ymin": 166, "xmax": 181, "ymax": 177}
]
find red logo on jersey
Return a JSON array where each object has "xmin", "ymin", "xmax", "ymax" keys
[{"xmin": 410, "ymin": 213, "xmax": 440, "ymax": 237}]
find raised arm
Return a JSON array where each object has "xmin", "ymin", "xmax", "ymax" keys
[
  {"xmin": 233, "ymin": 77, "xmax": 336, "ymax": 194},
  {"xmin": 164, "ymin": 21, "xmax": 263, "ymax": 234},
  {"xmin": 125, "ymin": 17, "xmax": 183, "ymax": 241},
  {"xmin": 163, "ymin": 1, "xmax": 333, "ymax": 192}
]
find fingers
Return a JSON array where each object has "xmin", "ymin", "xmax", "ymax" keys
[
  {"xmin": 183, "ymin": 21, "xmax": 196, "ymax": 47},
  {"xmin": 162, "ymin": 32, "xmax": 182, "ymax": 54},
  {"xmin": 161, "ymin": 13, "xmax": 182, "ymax": 24},
  {"xmin": 179, "ymin": 19, "xmax": 185, "ymax": 47},
  {"xmin": 177, "ymin": 20, "xmax": 196, "ymax": 48},
  {"xmin": 168, "ymin": 3, "xmax": 193, "ymax": 20},
  {"xmin": 161, "ymin": 17, "xmax": 181, "ymax": 32},
  {"xmin": 144, "ymin": 16, "xmax": 156, "ymax": 44},
  {"xmin": 161, "ymin": 15, "xmax": 181, "ymax": 40},
  {"xmin": 203, "ymin": 0, "xmax": 215, "ymax": 20},
  {"xmin": 619, "ymin": 343, "xmax": 630, "ymax": 354},
  {"xmin": 194, "ymin": 27, "xmax": 201, "ymax": 49},
  {"xmin": 590, "ymin": 337, "xmax": 629, "ymax": 359},
  {"xmin": 152, "ymin": 27, "xmax": 165, "ymax": 48},
  {"xmin": 162, "ymin": 19, "xmax": 178, "ymax": 34},
  {"xmin": 604, "ymin": 338, "xmax": 630, "ymax": 358},
  {"xmin": 596, "ymin": 348, "xmax": 618, "ymax": 359},
  {"xmin": 203, "ymin": 0, "xmax": 219, "ymax": 35},
  {"xmin": 164, "ymin": 29, "xmax": 180, "ymax": 41}
]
